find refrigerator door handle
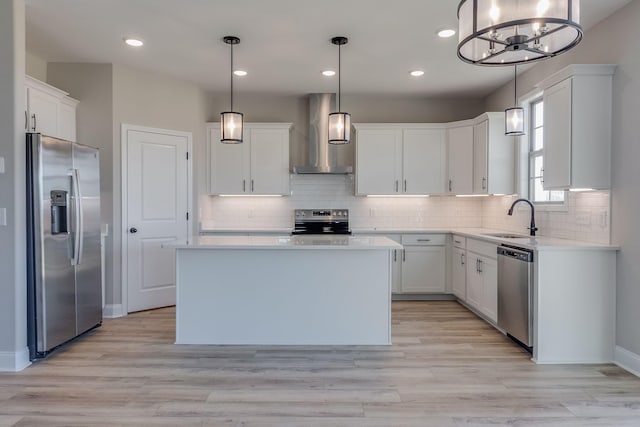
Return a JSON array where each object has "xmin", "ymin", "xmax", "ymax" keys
[{"xmin": 71, "ymin": 168, "xmax": 84, "ymax": 265}]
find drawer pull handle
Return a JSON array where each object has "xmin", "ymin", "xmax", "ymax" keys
[{"xmin": 417, "ymin": 239, "xmax": 431, "ymax": 242}]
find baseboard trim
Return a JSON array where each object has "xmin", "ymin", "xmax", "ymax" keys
[
  {"xmin": 615, "ymin": 346, "xmax": 640, "ymax": 377},
  {"xmin": 0, "ymin": 347, "xmax": 31, "ymax": 372},
  {"xmin": 392, "ymin": 293, "xmax": 456, "ymax": 301},
  {"xmin": 103, "ymin": 304, "xmax": 125, "ymax": 318}
]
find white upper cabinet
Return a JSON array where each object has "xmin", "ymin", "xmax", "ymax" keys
[
  {"xmin": 25, "ymin": 75, "xmax": 78, "ymax": 142},
  {"xmin": 209, "ymin": 123, "xmax": 291, "ymax": 196},
  {"xmin": 472, "ymin": 113, "xmax": 515, "ymax": 195},
  {"xmin": 539, "ymin": 64, "xmax": 616, "ymax": 190},
  {"xmin": 447, "ymin": 124, "xmax": 474, "ymax": 195},
  {"xmin": 354, "ymin": 124, "xmax": 446, "ymax": 195},
  {"xmin": 354, "ymin": 128, "xmax": 401, "ymax": 195},
  {"xmin": 403, "ymin": 129, "xmax": 445, "ymax": 195}
]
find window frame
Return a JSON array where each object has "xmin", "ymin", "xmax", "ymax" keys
[{"xmin": 527, "ymin": 96, "xmax": 567, "ymax": 211}]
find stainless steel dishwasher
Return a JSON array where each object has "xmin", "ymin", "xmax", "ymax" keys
[{"xmin": 497, "ymin": 245, "xmax": 534, "ymax": 350}]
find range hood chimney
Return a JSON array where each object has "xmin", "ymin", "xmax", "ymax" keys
[{"xmin": 293, "ymin": 93, "xmax": 353, "ymax": 174}]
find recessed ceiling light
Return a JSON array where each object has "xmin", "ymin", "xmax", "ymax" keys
[
  {"xmin": 437, "ymin": 29, "xmax": 456, "ymax": 38},
  {"xmin": 410, "ymin": 70, "xmax": 425, "ymax": 77},
  {"xmin": 322, "ymin": 70, "xmax": 336, "ymax": 77},
  {"xmin": 234, "ymin": 70, "xmax": 248, "ymax": 77},
  {"xmin": 124, "ymin": 38, "xmax": 144, "ymax": 47}
]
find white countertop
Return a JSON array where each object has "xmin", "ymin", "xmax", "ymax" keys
[
  {"xmin": 199, "ymin": 227, "xmax": 618, "ymax": 251},
  {"xmin": 166, "ymin": 235, "xmax": 403, "ymax": 250}
]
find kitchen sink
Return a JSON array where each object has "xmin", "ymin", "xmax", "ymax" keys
[{"xmin": 482, "ymin": 233, "xmax": 529, "ymax": 239}]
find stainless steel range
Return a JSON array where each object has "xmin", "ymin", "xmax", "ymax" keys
[{"xmin": 292, "ymin": 209, "xmax": 350, "ymax": 235}]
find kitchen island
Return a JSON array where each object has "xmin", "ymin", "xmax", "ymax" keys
[{"xmin": 168, "ymin": 235, "xmax": 402, "ymax": 345}]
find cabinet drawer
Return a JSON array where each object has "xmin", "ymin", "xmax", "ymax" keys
[
  {"xmin": 402, "ymin": 234, "xmax": 446, "ymax": 246},
  {"xmin": 467, "ymin": 238, "xmax": 498, "ymax": 259},
  {"xmin": 452, "ymin": 234, "xmax": 466, "ymax": 249}
]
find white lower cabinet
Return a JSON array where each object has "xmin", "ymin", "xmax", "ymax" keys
[
  {"xmin": 465, "ymin": 239, "xmax": 498, "ymax": 323},
  {"xmin": 451, "ymin": 234, "xmax": 467, "ymax": 300},
  {"xmin": 399, "ymin": 234, "xmax": 446, "ymax": 294}
]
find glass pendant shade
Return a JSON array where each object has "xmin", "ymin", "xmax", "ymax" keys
[
  {"xmin": 505, "ymin": 107, "xmax": 525, "ymax": 135},
  {"xmin": 220, "ymin": 111, "xmax": 243, "ymax": 143},
  {"xmin": 220, "ymin": 36, "xmax": 243, "ymax": 144},
  {"xmin": 328, "ymin": 36, "xmax": 351, "ymax": 145},
  {"xmin": 328, "ymin": 112, "xmax": 351, "ymax": 145},
  {"xmin": 457, "ymin": 0, "xmax": 583, "ymax": 66}
]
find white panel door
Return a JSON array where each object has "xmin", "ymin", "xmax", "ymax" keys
[
  {"xmin": 356, "ymin": 129, "xmax": 401, "ymax": 195},
  {"xmin": 473, "ymin": 120, "xmax": 489, "ymax": 194},
  {"xmin": 210, "ymin": 128, "xmax": 248, "ymax": 194},
  {"xmin": 403, "ymin": 129, "xmax": 445, "ymax": 195},
  {"xmin": 249, "ymin": 128, "xmax": 289, "ymax": 195},
  {"xmin": 401, "ymin": 246, "xmax": 446, "ymax": 293},
  {"xmin": 447, "ymin": 125, "xmax": 474, "ymax": 194},
  {"xmin": 466, "ymin": 253, "xmax": 482, "ymax": 310},
  {"xmin": 543, "ymin": 77, "xmax": 573, "ymax": 189},
  {"xmin": 126, "ymin": 129, "xmax": 189, "ymax": 312}
]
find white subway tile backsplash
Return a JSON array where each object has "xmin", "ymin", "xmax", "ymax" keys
[{"xmin": 200, "ymin": 175, "xmax": 610, "ymax": 244}]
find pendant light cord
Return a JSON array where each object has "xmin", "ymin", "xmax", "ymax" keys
[
  {"xmin": 338, "ymin": 42, "xmax": 341, "ymax": 112},
  {"xmin": 514, "ymin": 65, "xmax": 517, "ymax": 105},
  {"xmin": 230, "ymin": 41, "xmax": 234, "ymax": 111}
]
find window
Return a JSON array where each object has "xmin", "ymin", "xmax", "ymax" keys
[{"xmin": 529, "ymin": 98, "xmax": 565, "ymax": 204}]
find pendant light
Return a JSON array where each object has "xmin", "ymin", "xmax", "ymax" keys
[
  {"xmin": 328, "ymin": 36, "xmax": 351, "ymax": 145},
  {"xmin": 220, "ymin": 36, "xmax": 243, "ymax": 144},
  {"xmin": 505, "ymin": 65, "xmax": 525, "ymax": 136},
  {"xmin": 457, "ymin": 0, "xmax": 583, "ymax": 66}
]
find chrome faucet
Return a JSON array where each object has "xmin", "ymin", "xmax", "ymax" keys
[{"xmin": 508, "ymin": 198, "xmax": 538, "ymax": 237}]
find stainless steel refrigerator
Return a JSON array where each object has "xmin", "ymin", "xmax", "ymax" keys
[{"xmin": 26, "ymin": 133, "xmax": 102, "ymax": 360}]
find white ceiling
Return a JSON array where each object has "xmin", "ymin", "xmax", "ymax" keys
[{"xmin": 25, "ymin": 0, "xmax": 631, "ymax": 98}]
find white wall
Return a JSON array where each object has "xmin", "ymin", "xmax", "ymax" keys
[
  {"xmin": 111, "ymin": 64, "xmax": 210, "ymax": 308},
  {"xmin": 0, "ymin": 0, "xmax": 28, "ymax": 371},
  {"xmin": 25, "ymin": 50, "xmax": 46, "ymax": 81},
  {"xmin": 484, "ymin": 0, "xmax": 640, "ymax": 357}
]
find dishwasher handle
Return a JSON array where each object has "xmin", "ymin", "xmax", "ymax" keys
[{"xmin": 497, "ymin": 245, "xmax": 534, "ymax": 262}]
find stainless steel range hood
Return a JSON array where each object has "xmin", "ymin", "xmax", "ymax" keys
[{"xmin": 293, "ymin": 93, "xmax": 353, "ymax": 174}]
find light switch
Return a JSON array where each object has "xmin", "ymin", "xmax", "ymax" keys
[
  {"xmin": 0, "ymin": 156, "xmax": 5, "ymax": 174},
  {"xmin": 0, "ymin": 208, "xmax": 6, "ymax": 226}
]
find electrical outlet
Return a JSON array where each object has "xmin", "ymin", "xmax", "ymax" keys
[
  {"xmin": 575, "ymin": 211, "xmax": 591, "ymax": 226},
  {"xmin": 599, "ymin": 211, "xmax": 608, "ymax": 228}
]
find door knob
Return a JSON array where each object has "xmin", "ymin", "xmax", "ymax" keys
[{"xmin": 129, "ymin": 227, "xmax": 138, "ymax": 233}]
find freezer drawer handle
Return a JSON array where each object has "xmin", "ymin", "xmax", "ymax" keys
[{"xmin": 129, "ymin": 227, "xmax": 138, "ymax": 233}]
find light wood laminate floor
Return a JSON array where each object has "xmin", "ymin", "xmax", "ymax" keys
[{"xmin": 2, "ymin": 301, "xmax": 640, "ymax": 426}]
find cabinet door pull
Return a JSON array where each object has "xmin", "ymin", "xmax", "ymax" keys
[
  {"xmin": 454, "ymin": 239, "xmax": 462, "ymax": 244},
  {"xmin": 393, "ymin": 250, "xmax": 397, "ymax": 262},
  {"xmin": 31, "ymin": 113, "xmax": 37, "ymax": 131},
  {"xmin": 395, "ymin": 180, "xmax": 399, "ymax": 193},
  {"xmin": 416, "ymin": 239, "xmax": 431, "ymax": 242},
  {"xmin": 449, "ymin": 179, "xmax": 452, "ymax": 192},
  {"xmin": 461, "ymin": 253, "xmax": 465, "ymax": 265},
  {"xmin": 476, "ymin": 259, "xmax": 479, "ymax": 272},
  {"xmin": 242, "ymin": 179, "xmax": 246, "ymax": 192},
  {"xmin": 251, "ymin": 180, "xmax": 254, "ymax": 192},
  {"xmin": 404, "ymin": 179, "xmax": 407, "ymax": 192},
  {"xmin": 402, "ymin": 250, "xmax": 406, "ymax": 262},
  {"xmin": 478, "ymin": 259, "xmax": 483, "ymax": 273},
  {"xmin": 482, "ymin": 177, "xmax": 487, "ymax": 190}
]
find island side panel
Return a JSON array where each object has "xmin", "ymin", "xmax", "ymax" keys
[
  {"xmin": 533, "ymin": 249, "xmax": 616, "ymax": 363},
  {"xmin": 175, "ymin": 248, "xmax": 392, "ymax": 345}
]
